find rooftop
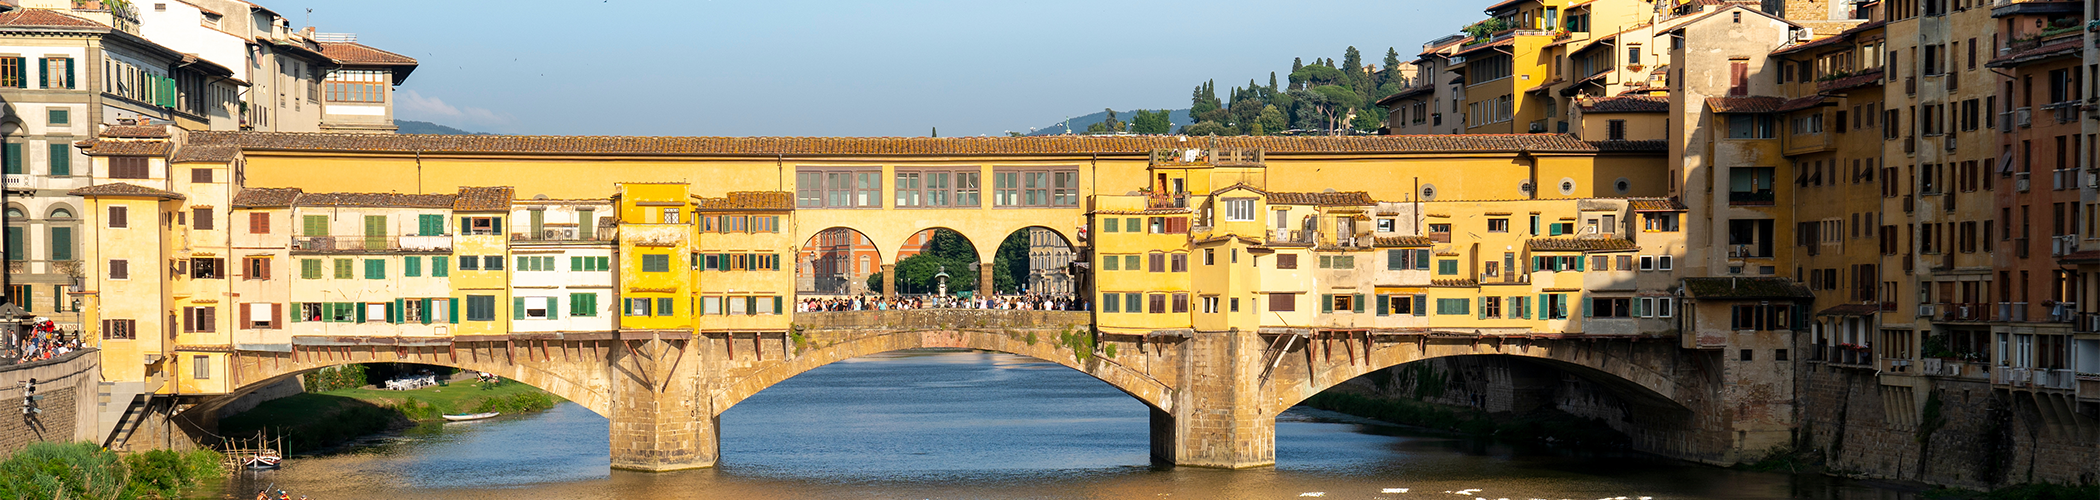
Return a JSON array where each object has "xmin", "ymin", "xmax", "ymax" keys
[
  {"xmin": 68, "ymin": 183, "xmax": 184, "ymax": 200},
  {"xmin": 182, "ymin": 131, "xmax": 1665, "ymax": 157}
]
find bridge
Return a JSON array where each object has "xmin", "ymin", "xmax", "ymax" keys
[{"xmin": 204, "ymin": 309, "xmax": 1730, "ymax": 471}]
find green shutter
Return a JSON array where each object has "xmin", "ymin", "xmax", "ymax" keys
[
  {"xmin": 571, "ymin": 256, "xmax": 582, "ymax": 271},
  {"xmin": 289, "ymin": 303, "xmax": 303, "ymax": 323},
  {"xmin": 1353, "ymin": 294, "xmax": 1365, "ymax": 313},
  {"xmin": 1387, "ymin": 249, "xmax": 1403, "ymax": 270},
  {"xmin": 354, "ymin": 302, "xmax": 366, "ymax": 323},
  {"xmin": 4, "ymin": 227, "xmax": 21, "ymax": 261},
  {"xmin": 1376, "ymin": 295, "xmax": 1389, "ymax": 316},
  {"xmin": 365, "ymin": 259, "xmax": 384, "ymax": 279},
  {"xmin": 449, "ymin": 298, "xmax": 459, "ymax": 323},
  {"xmin": 3, "ymin": 143, "xmax": 20, "ymax": 174},
  {"xmin": 419, "ymin": 214, "xmax": 442, "ymax": 236},
  {"xmin": 491, "ymin": 217, "xmax": 502, "ymax": 234},
  {"xmin": 547, "ymin": 297, "xmax": 557, "ymax": 320},
  {"xmin": 10, "ymin": 57, "xmax": 21, "ymax": 88},
  {"xmin": 1321, "ymin": 294, "xmax": 1333, "ymax": 313},
  {"xmin": 63, "ymin": 57, "xmax": 71, "ymax": 89},
  {"xmin": 387, "ymin": 300, "xmax": 399, "ymax": 324},
  {"xmin": 433, "ymin": 256, "xmax": 449, "ymax": 277},
  {"xmin": 1539, "ymin": 294, "xmax": 1549, "ymax": 318},
  {"xmin": 1477, "ymin": 297, "xmax": 1487, "ymax": 319},
  {"xmin": 1574, "ymin": 255, "xmax": 1585, "ymax": 271},
  {"xmin": 421, "ymin": 298, "xmax": 434, "ymax": 325},
  {"xmin": 1633, "ymin": 297, "xmax": 1645, "ymax": 317},
  {"xmin": 304, "ymin": 215, "xmax": 327, "ymax": 236},
  {"xmin": 1582, "ymin": 295, "xmax": 1592, "ymax": 317},
  {"xmin": 405, "ymin": 256, "xmax": 421, "ymax": 277},
  {"xmin": 1412, "ymin": 295, "xmax": 1427, "ymax": 316},
  {"xmin": 46, "ymin": 143, "xmax": 68, "ymax": 176},
  {"xmin": 517, "ymin": 256, "xmax": 527, "ymax": 271},
  {"xmin": 1416, "ymin": 250, "xmax": 1429, "ymax": 269},
  {"xmin": 773, "ymin": 296, "xmax": 782, "ymax": 314},
  {"xmin": 597, "ymin": 256, "xmax": 609, "ymax": 271},
  {"xmin": 48, "ymin": 227, "xmax": 70, "ymax": 261},
  {"xmin": 35, "ymin": 58, "xmax": 46, "ymax": 88},
  {"xmin": 514, "ymin": 297, "xmax": 525, "ymax": 320}
]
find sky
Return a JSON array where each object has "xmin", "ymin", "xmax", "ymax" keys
[{"xmin": 279, "ymin": 1, "xmax": 1481, "ymax": 137}]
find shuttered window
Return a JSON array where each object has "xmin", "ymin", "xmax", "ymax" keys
[
  {"xmin": 1267, "ymin": 293, "xmax": 1296, "ymax": 312},
  {"xmin": 108, "ymin": 156, "xmax": 149, "ymax": 179},
  {"xmin": 107, "ymin": 206, "xmax": 127, "ymax": 228}
]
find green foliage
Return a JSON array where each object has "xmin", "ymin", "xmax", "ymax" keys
[
  {"xmin": 302, "ymin": 364, "xmax": 368, "ymax": 392},
  {"xmin": 1085, "ymin": 108, "xmax": 1125, "ymax": 134},
  {"xmin": 1462, "ymin": 18, "xmax": 1513, "ymax": 40},
  {"xmin": 1056, "ymin": 328, "xmax": 1094, "ymax": 363},
  {"xmin": 0, "ymin": 442, "xmax": 225, "ymax": 500},
  {"xmin": 471, "ymin": 391, "xmax": 558, "ymax": 414},
  {"xmin": 1189, "ymin": 81, "xmax": 1222, "ymax": 120},
  {"xmin": 1256, "ymin": 105, "xmax": 1287, "ymax": 135},
  {"xmin": 1103, "ymin": 343, "xmax": 1117, "ymax": 358},
  {"xmin": 1131, "ymin": 110, "xmax": 1172, "ymax": 134},
  {"xmin": 1289, "ymin": 65, "xmax": 1345, "ymax": 89},
  {"xmin": 1181, "ymin": 121, "xmax": 1234, "ymax": 136},
  {"xmin": 1740, "ymin": 444, "xmax": 1813, "ymax": 473},
  {"xmin": 992, "ymin": 230, "xmax": 1031, "ymax": 294},
  {"xmin": 120, "ymin": 448, "xmax": 222, "ymax": 500},
  {"xmin": 886, "ymin": 229, "xmax": 980, "ymax": 295},
  {"xmin": 1024, "ymin": 331, "xmax": 1038, "ymax": 345}
]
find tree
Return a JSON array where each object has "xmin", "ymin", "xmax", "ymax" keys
[
  {"xmin": 1290, "ymin": 85, "xmax": 1362, "ymax": 134},
  {"xmin": 1086, "ymin": 108, "xmax": 1125, "ymax": 134},
  {"xmin": 1382, "ymin": 47, "xmax": 1403, "ymax": 87},
  {"xmin": 1343, "ymin": 46, "xmax": 1363, "ymax": 80},
  {"xmin": 991, "ymin": 231, "xmax": 1033, "ymax": 294},
  {"xmin": 1190, "ymin": 80, "xmax": 1222, "ymax": 120},
  {"xmin": 1132, "ymin": 109, "xmax": 1172, "ymax": 134},
  {"xmin": 1290, "ymin": 64, "xmax": 1344, "ymax": 89},
  {"xmin": 1181, "ymin": 121, "xmax": 1234, "ymax": 136},
  {"xmin": 1228, "ymin": 98, "xmax": 1264, "ymax": 131},
  {"xmin": 931, "ymin": 127, "xmax": 938, "ymax": 137},
  {"xmin": 1256, "ymin": 105, "xmax": 1288, "ymax": 135}
]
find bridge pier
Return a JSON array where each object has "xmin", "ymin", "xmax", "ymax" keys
[
  {"xmin": 1149, "ymin": 328, "xmax": 1276, "ymax": 469},
  {"xmin": 881, "ymin": 263, "xmax": 896, "ymax": 298},
  {"xmin": 608, "ymin": 335, "xmax": 716, "ymax": 472}
]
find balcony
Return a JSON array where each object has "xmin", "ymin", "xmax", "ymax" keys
[
  {"xmin": 291, "ymin": 235, "xmax": 453, "ymax": 254},
  {"xmin": 1267, "ymin": 229, "xmax": 1317, "ymax": 246},
  {"xmin": 1727, "ymin": 245, "xmax": 1770, "ymax": 259},
  {"xmin": 511, "ymin": 227, "xmax": 615, "ymax": 243},
  {"xmin": 1994, "ymin": 367, "xmax": 2034, "ymax": 387},
  {"xmin": 2051, "ymin": 102, "xmax": 2080, "ymax": 124},
  {"xmin": 2053, "ymin": 234, "xmax": 2080, "ymax": 256},
  {"xmin": 1998, "ymin": 301, "xmax": 2030, "ymax": 321},
  {"xmin": 2035, "ymin": 368, "xmax": 2079, "ymax": 391},
  {"xmin": 2046, "ymin": 302, "xmax": 2077, "ymax": 322},
  {"xmin": 1941, "ymin": 302, "xmax": 1989, "ymax": 321},
  {"xmin": 2075, "ymin": 312, "xmax": 2100, "ymax": 333},
  {"xmin": 2056, "ymin": 168, "xmax": 2081, "ymax": 190},
  {"xmin": 1727, "ymin": 190, "xmax": 1775, "ymax": 205},
  {"xmin": 1478, "ymin": 272, "xmax": 1529, "ymax": 285},
  {"xmin": 1147, "ymin": 192, "xmax": 1189, "ymax": 209},
  {"xmin": 1828, "ymin": 345, "xmax": 1874, "ymax": 367}
]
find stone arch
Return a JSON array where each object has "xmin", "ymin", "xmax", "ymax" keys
[
  {"xmin": 797, "ymin": 227, "xmax": 883, "ymax": 295},
  {"xmin": 711, "ymin": 327, "xmax": 1171, "ymax": 417},
  {"xmin": 45, "ymin": 204, "xmax": 77, "ymax": 220},
  {"xmin": 1271, "ymin": 337, "xmax": 1690, "ymax": 414},
  {"xmin": 214, "ymin": 352, "xmax": 616, "ymax": 419},
  {"xmin": 988, "ymin": 225, "xmax": 1079, "ymax": 296}
]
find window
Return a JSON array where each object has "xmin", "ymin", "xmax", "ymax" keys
[
  {"xmin": 462, "ymin": 216, "xmax": 502, "ymax": 235},
  {"xmin": 1658, "ymin": 255, "xmax": 1673, "ymax": 270},
  {"xmin": 641, "ymin": 254, "xmax": 671, "ymax": 272},
  {"xmin": 334, "ymin": 258, "xmax": 354, "ymax": 278},
  {"xmin": 482, "ymin": 255, "xmax": 504, "ymax": 270},
  {"xmin": 1436, "ymin": 298, "xmax": 1470, "ymax": 315},
  {"xmin": 1643, "ymin": 213, "xmax": 1680, "ymax": 231},
  {"xmin": 1330, "ymin": 294, "xmax": 1356, "ymax": 313},
  {"xmin": 466, "ymin": 295, "xmax": 497, "ymax": 322},
  {"xmin": 323, "ymin": 69, "xmax": 387, "ymax": 103},
  {"xmin": 1437, "ymin": 259, "xmax": 1458, "ymax": 275},
  {"xmin": 519, "ymin": 297, "xmax": 552, "ymax": 319},
  {"xmin": 1202, "ymin": 296, "xmax": 1220, "ymax": 314},
  {"xmin": 1729, "ymin": 167, "xmax": 1776, "ymax": 204},
  {"xmin": 190, "ymin": 168, "xmax": 213, "ymax": 184},
  {"xmin": 1319, "ymin": 255, "xmax": 1356, "ymax": 269},
  {"xmin": 658, "ymin": 297, "xmax": 675, "ymax": 316},
  {"xmin": 1267, "ymin": 293, "xmax": 1295, "ymax": 312},
  {"xmin": 47, "ymin": 108, "xmax": 68, "ymax": 126},
  {"xmin": 1172, "ymin": 293, "xmax": 1189, "ymax": 313},
  {"xmin": 364, "ymin": 259, "xmax": 385, "ymax": 279},
  {"xmin": 248, "ymin": 213, "xmax": 270, "ymax": 234},
  {"xmin": 244, "ymin": 256, "xmax": 269, "ymax": 280},
  {"xmin": 39, "ymin": 56, "xmax": 71, "ymax": 89},
  {"xmin": 106, "ymin": 206, "xmax": 127, "ymax": 228},
  {"xmin": 626, "ymin": 298, "xmax": 652, "ymax": 316},
  {"xmin": 191, "ymin": 355, "xmax": 211, "ymax": 379},
  {"xmin": 243, "ymin": 303, "xmax": 278, "ymax": 329},
  {"xmin": 797, "ymin": 168, "xmax": 883, "ymax": 208},
  {"xmin": 1729, "ymin": 304, "xmax": 1794, "ymax": 330},
  {"xmin": 101, "ymin": 319, "xmax": 136, "ymax": 339},
  {"xmin": 192, "ymin": 208, "xmax": 213, "ymax": 230},
  {"xmin": 893, "ymin": 169, "xmax": 982, "ymax": 207},
  {"xmin": 1588, "ymin": 297, "xmax": 1631, "ymax": 318},
  {"xmin": 993, "ymin": 168, "xmax": 1081, "ymax": 207},
  {"xmin": 1223, "ymin": 198, "xmax": 1255, "ymax": 221},
  {"xmin": 1608, "ymin": 119, "xmax": 1627, "ymax": 140},
  {"xmin": 1487, "ymin": 218, "xmax": 1509, "ymax": 233},
  {"xmin": 109, "ymin": 157, "xmax": 149, "ymax": 179},
  {"xmin": 46, "ymin": 143, "xmax": 68, "ymax": 176},
  {"xmin": 181, "ymin": 306, "xmax": 215, "ymax": 332},
  {"xmin": 1276, "ymin": 253, "xmax": 1298, "ymax": 269},
  {"xmin": 1483, "ymin": 297, "xmax": 1502, "ymax": 318},
  {"xmin": 1725, "ymin": 114, "xmax": 1776, "ymax": 139}
]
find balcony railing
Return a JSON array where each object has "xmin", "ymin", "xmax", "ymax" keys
[
  {"xmin": 1267, "ymin": 229, "xmax": 1317, "ymax": 246},
  {"xmin": 291, "ymin": 235, "xmax": 453, "ymax": 254},
  {"xmin": 511, "ymin": 227, "xmax": 616, "ymax": 242},
  {"xmin": 1728, "ymin": 190, "xmax": 1775, "ymax": 205},
  {"xmin": 1828, "ymin": 345, "xmax": 1874, "ymax": 366},
  {"xmin": 1147, "ymin": 192, "xmax": 1189, "ymax": 209},
  {"xmin": 1727, "ymin": 245, "xmax": 1769, "ymax": 259},
  {"xmin": 1941, "ymin": 302, "xmax": 1989, "ymax": 321}
]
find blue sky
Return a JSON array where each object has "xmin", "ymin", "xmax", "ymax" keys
[{"xmin": 283, "ymin": 1, "xmax": 1479, "ymax": 136}]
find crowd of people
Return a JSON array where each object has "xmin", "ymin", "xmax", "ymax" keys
[
  {"xmin": 7, "ymin": 318, "xmax": 78, "ymax": 365},
  {"xmin": 798, "ymin": 294, "xmax": 1085, "ymax": 312}
]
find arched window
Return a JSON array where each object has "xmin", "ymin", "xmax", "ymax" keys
[
  {"xmin": 4, "ymin": 207, "xmax": 23, "ymax": 219},
  {"xmin": 48, "ymin": 208, "xmax": 74, "ymax": 219}
]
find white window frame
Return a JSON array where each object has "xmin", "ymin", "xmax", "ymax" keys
[{"xmin": 1222, "ymin": 198, "xmax": 1256, "ymax": 222}]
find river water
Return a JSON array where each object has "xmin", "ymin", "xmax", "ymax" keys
[{"xmin": 216, "ymin": 350, "xmax": 1917, "ymax": 500}]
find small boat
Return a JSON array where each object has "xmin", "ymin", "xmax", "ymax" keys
[
  {"xmin": 244, "ymin": 454, "xmax": 282, "ymax": 470},
  {"xmin": 441, "ymin": 412, "xmax": 500, "ymax": 422}
]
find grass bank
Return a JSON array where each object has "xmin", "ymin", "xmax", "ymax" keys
[
  {"xmin": 220, "ymin": 379, "xmax": 562, "ymax": 454},
  {"xmin": 1299, "ymin": 391, "xmax": 1630, "ymax": 448},
  {"xmin": 0, "ymin": 441, "xmax": 223, "ymax": 500}
]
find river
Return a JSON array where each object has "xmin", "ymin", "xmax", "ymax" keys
[{"xmin": 216, "ymin": 349, "xmax": 1918, "ymax": 500}]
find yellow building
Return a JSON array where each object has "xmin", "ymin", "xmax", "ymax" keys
[
  {"xmin": 615, "ymin": 183, "xmax": 695, "ymax": 333},
  {"xmin": 693, "ymin": 192, "xmax": 796, "ymax": 333}
]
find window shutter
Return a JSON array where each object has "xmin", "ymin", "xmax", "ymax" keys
[
  {"xmin": 240, "ymin": 304, "xmax": 252, "ymax": 330},
  {"xmin": 34, "ymin": 58, "xmax": 46, "ymax": 88},
  {"xmin": 63, "ymin": 57, "xmax": 73, "ymax": 89},
  {"xmin": 1376, "ymin": 294, "xmax": 1388, "ymax": 316},
  {"xmin": 547, "ymin": 297, "xmax": 558, "ymax": 320},
  {"xmin": 14, "ymin": 57, "xmax": 25, "ymax": 88},
  {"xmin": 491, "ymin": 217, "xmax": 502, "ymax": 234},
  {"xmin": 1518, "ymin": 296, "xmax": 1530, "ymax": 319},
  {"xmin": 1352, "ymin": 294, "xmax": 1364, "ymax": 313},
  {"xmin": 355, "ymin": 303, "xmax": 366, "ymax": 323},
  {"xmin": 1538, "ymin": 294, "xmax": 1548, "ymax": 318},
  {"xmin": 289, "ymin": 303, "xmax": 302, "ymax": 323},
  {"xmin": 1582, "ymin": 296, "xmax": 1592, "ymax": 317},
  {"xmin": 1416, "ymin": 250, "xmax": 1430, "ymax": 269},
  {"xmin": 47, "ymin": 143, "xmax": 68, "ymax": 176},
  {"xmin": 516, "ymin": 256, "xmax": 527, "ymax": 270},
  {"xmin": 1634, "ymin": 297, "xmax": 1647, "ymax": 317},
  {"xmin": 418, "ymin": 298, "xmax": 432, "ymax": 325},
  {"xmin": 1574, "ymin": 255, "xmax": 1585, "ymax": 271},
  {"xmin": 449, "ymin": 298, "xmax": 459, "ymax": 323},
  {"xmin": 514, "ymin": 297, "xmax": 525, "ymax": 320},
  {"xmin": 271, "ymin": 303, "xmax": 282, "ymax": 328},
  {"xmin": 773, "ymin": 296, "xmax": 782, "ymax": 314},
  {"xmin": 1412, "ymin": 295, "xmax": 1427, "ymax": 316},
  {"xmin": 1321, "ymin": 294, "xmax": 1333, "ymax": 313},
  {"xmin": 1477, "ymin": 297, "xmax": 1486, "ymax": 319},
  {"xmin": 387, "ymin": 300, "xmax": 398, "ymax": 324},
  {"xmin": 571, "ymin": 256, "xmax": 582, "ymax": 271},
  {"xmin": 1386, "ymin": 249, "xmax": 1402, "ymax": 270}
]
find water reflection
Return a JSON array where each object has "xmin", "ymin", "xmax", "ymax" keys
[{"xmin": 216, "ymin": 350, "xmax": 1916, "ymax": 500}]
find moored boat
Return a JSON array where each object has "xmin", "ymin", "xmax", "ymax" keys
[
  {"xmin": 245, "ymin": 454, "xmax": 281, "ymax": 470},
  {"xmin": 441, "ymin": 412, "xmax": 500, "ymax": 421}
]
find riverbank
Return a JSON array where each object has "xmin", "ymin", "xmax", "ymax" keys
[
  {"xmin": 219, "ymin": 379, "xmax": 562, "ymax": 454},
  {"xmin": 0, "ymin": 441, "xmax": 223, "ymax": 499}
]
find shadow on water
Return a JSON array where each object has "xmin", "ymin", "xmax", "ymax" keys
[{"xmin": 217, "ymin": 349, "xmax": 1925, "ymax": 500}]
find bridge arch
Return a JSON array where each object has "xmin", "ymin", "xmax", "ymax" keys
[
  {"xmin": 217, "ymin": 343, "xmax": 621, "ymax": 419},
  {"xmin": 989, "ymin": 225, "xmax": 1079, "ymax": 296},
  {"xmin": 711, "ymin": 311, "xmax": 1170, "ymax": 416},
  {"xmin": 1269, "ymin": 335, "xmax": 1693, "ymax": 414},
  {"xmin": 797, "ymin": 227, "xmax": 883, "ymax": 295}
]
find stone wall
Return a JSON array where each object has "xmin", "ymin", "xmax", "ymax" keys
[
  {"xmin": 0, "ymin": 349, "xmax": 101, "ymax": 454},
  {"xmin": 1797, "ymin": 364, "xmax": 2100, "ymax": 488}
]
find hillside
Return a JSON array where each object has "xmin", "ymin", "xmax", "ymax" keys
[
  {"xmin": 1025, "ymin": 109, "xmax": 1190, "ymax": 136},
  {"xmin": 397, "ymin": 120, "xmax": 487, "ymax": 135}
]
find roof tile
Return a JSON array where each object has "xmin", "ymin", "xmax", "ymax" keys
[
  {"xmin": 0, "ymin": 9, "xmax": 109, "ymax": 29},
  {"xmin": 1268, "ymin": 191, "xmax": 1375, "ymax": 206},
  {"xmin": 316, "ymin": 41, "xmax": 418, "ymax": 66},
  {"xmin": 1526, "ymin": 237, "xmax": 1636, "ymax": 252},
  {"xmin": 186, "ymin": 131, "xmax": 1659, "ymax": 156},
  {"xmin": 68, "ymin": 183, "xmax": 184, "ymax": 200},
  {"xmin": 294, "ymin": 192, "xmax": 456, "ymax": 209},
  {"xmin": 77, "ymin": 140, "xmax": 170, "ymax": 156},
  {"xmin": 695, "ymin": 191, "xmax": 794, "ymax": 211},
  {"xmin": 1706, "ymin": 96, "xmax": 1786, "ymax": 113},
  {"xmin": 1578, "ymin": 95, "xmax": 1668, "ymax": 114},
  {"xmin": 1681, "ymin": 277, "xmax": 1813, "ymax": 300},
  {"xmin": 453, "ymin": 186, "xmax": 513, "ymax": 212},
  {"xmin": 231, "ymin": 188, "xmax": 304, "ymax": 208}
]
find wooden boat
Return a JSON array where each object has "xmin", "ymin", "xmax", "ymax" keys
[
  {"xmin": 441, "ymin": 412, "xmax": 500, "ymax": 422},
  {"xmin": 244, "ymin": 454, "xmax": 281, "ymax": 470}
]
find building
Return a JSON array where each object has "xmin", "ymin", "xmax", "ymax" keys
[{"xmin": 138, "ymin": 0, "xmax": 417, "ymax": 133}]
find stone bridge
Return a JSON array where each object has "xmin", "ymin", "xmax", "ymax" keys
[{"xmin": 211, "ymin": 310, "xmax": 1736, "ymax": 471}]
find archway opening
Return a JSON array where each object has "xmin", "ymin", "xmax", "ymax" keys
[
  {"xmin": 203, "ymin": 361, "xmax": 598, "ymax": 455},
  {"xmin": 989, "ymin": 226, "xmax": 1077, "ymax": 297},
  {"xmin": 879, "ymin": 228, "xmax": 980, "ymax": 296},
  {"xmin": 717, "ymin": 348, "xmax": 1153, "ymax": 472},
  {"xmin": 798, "ymin": 227, "xmax": 882, "ymax": 296}
]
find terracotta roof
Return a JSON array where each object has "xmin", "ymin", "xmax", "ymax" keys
[
  {"xmin": 454, "ymin": 187, "xmax": 513, "ymax": 212},
  {"xmin": 231, "ymin": 188, "xmax": 304, "ymax": 208},
  {"xmin": 1268, "ymin": 191, "xmax": 1375, "ymax": 206},
  {"xmin": 295, "ymin": 192, "xmax": 456, "ymax": 209},
  {"xmin": 1706, "ymin": 96, "xmax": 1786, "ymax": 113},
  {"xmin": 1680, "ymin": 277, "xmax": 1813, "ymax": 300},
  {"xmin": 1988, "ymin": 37, "xmax": 2082, "ymax": 68},
  {"xmin": 316, "ymin": 41, "xmax": 418, "ymax": 66},
  {"xmin": 1578, "ymin": 95, "xmax": 1668, "ymax": 114},
  {"xmin": 1483, "ymin": 0, "xmax": 1533, "ymax": 12},
  {"xmin": 1775, "ymin": 95, "xmax": 1831, "ymax": 113},
  {"xmin": 1210, "ymin": 182, "xmax": 1269, "ymax": 196},
  {"xmin": 1526, "ymin": 237, "xmax": 1636, "ymax": 252},
  {"xmin": 1591, "ymin": 140, "xmax": 1668, "ymax": 152},
  {"xmin": 68, "ymin": 183, "xmax": 184, "ymax": 200},
  {"xmin": 0, "ymin": 9, "xmax": 109, "ymax": 29},
  {"xmin": 2057, "ymin": 249, "xmax": 2100, "ymax": 263},
  {"xmin": 1628, "ymin": 198, "xmax": 1688, "ymax": 212},
  {"xmin": 1815, "ymin": 304, "xmax": 1882, "ymax": 316},
  {"xmin": 172, "ymin": 144, "xmax": 240, "ymax": 163},
  {"xmin": 1374, "ymin": 236, "xmax": 1434, "ymax": 247},
  {"xmin": 1454, "ymin": 37, "xmax": 1515, "ymax": 56},
  {"xmin": 1092, "ymin": 208, "xmax": 1192, "ymax": 215},
  {"xmin": 1374, "ymin": 85, "xmax": 1436, "ymax": 106},
  {"xmin": 1815, "ymin": 68, "xmax": 1884, "ymax": 93},
  {"xmin": 186, "ymin": 131, "xmax": 1653, "ymax": 156},
  {"xmin": 695, "ymin": 191, "xmax": 793, "ymax": 211},
  {"xmin": 77, "ymin": 141, "xmax": 170, "ymax": 156},
  {"xmin": 1525, "ymin": 78, "xmax": 1564, "ymax": 94},
  {"xmin": 1432, "ymin": 278, "xmax": 1480, "ymax": 287},
  {"xmin": 101, "ymin": 125, "xmax": 170, "ymax": 138}
]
